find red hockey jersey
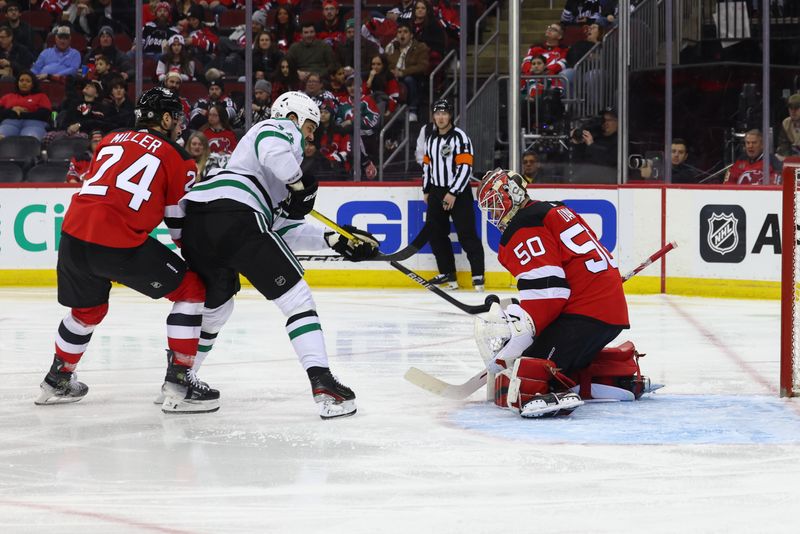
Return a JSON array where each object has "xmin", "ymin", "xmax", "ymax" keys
[
  {"xmin": 61, "ymin": 129, "xmax": 197, "ymax": 248},
  {"xmin": 498, "ymin": 201, "xmax": 629, "ymax": 333}
]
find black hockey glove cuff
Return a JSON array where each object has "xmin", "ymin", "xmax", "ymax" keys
[
  {"xmin": 277, "ymin": 180, "xmax": 318, "ymax": 220},
  {"xmin": 325, "ymin": 225, "xmax": 380, "ymax": 262}
]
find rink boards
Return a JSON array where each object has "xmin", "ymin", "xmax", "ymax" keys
[{"xmin": 0, "ymin": 183, "xmax": 783, "ymax": 298}]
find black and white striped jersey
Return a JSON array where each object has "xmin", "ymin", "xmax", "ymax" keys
[{"xmin": 421, "ymin": 125, "xmax": 474, "ymax": 195}]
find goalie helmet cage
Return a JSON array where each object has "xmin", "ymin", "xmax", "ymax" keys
[{"xmin": 781, "ymin": 158, "xmax": 800, "ymax": 397}]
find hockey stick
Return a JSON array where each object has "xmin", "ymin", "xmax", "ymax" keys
[
  {"xmin": 389, "ymin": 260, "xmax": 501, "ymax": 314},
  {"xmin": 405, "ymin": 241, "xmax": 678, "ymax": 399},
  {"xmin": 308, "ymin": 209, "xmax": 428, "ymax": 262}
]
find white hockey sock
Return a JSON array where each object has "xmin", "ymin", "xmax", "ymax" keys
[
  {"xmin": 194, "ymin": 299, "xmax": 235, "ymax": 372},
  {"xmin": 274, "ymin": 280, "xmax": 329, "ymax": 370}
]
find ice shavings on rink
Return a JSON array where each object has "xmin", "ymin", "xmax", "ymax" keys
[{"xmin": 450, "ymin": 394, "xmax": 800, "ymax": 445}]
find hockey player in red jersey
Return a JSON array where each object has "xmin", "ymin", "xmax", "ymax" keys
[
  {"xmin": 475, "ymin": 168, "xmax": 636, "ymax": 418},
  {"xmin": 36, "ymin": 87, "xmax": 219, "ymax": 414}
]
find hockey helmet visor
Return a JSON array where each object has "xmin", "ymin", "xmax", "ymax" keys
[{"xmin": 477, "ymin": 168, "xmax": 528, "ymax": 231}]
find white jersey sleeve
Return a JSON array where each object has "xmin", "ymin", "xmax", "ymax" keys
[
  {"xmin": 253, "ymin": 119, "xmax": 305, "ymax": 185},
  {"xmin": 274, "ymin": 218, "xmax": 328, "ymax": 251}
]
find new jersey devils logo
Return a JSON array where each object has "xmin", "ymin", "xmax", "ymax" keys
[{"xmin": 707, "ymin": 212, "xmax": 739, "ymax": 255}]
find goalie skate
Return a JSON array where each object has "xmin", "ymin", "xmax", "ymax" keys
[
  {"xmin": 161, "ymin": 351, "xmax": 220, "ymax": 414},
  {"xmin": 310, "ymin": 371, "xmax": 356, "ymax": 419},
  {"xmin": 519, "ymin": 392, "xmax": 584, "ymax": 418},
  {"xmin": 35, "ymin": 372, "xmax": 88, "ymax": 405}
]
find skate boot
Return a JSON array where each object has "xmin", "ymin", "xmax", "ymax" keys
[
  {"xmin": 35, "ymin": 357, "xmax": 88, "ymax": 405},
  {"xmin": 519, "ymin": 392, "xmax": 584, "ymax": 418},
  {"xmin": 161, "ymin": 350, "xmax": 220, "ymax": 414},
  {"xmin": 429, "ymin": 272, "xmax": 458, "ymax": 290},
  {"xmin": 472, "ymin": 275, "xmax": 485, "ymax": 292},
  {"xmin": 310, "ymin": 369, "xmax": 356, "ymax": 419}
]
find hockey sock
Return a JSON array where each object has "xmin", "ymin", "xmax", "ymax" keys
[
  {"xmin": 285, "ymin": 310, "xmax": 329, "ymax": 370},
  {"xmin": 54, "ymin": 305, "xmax": 108, "ymax": 371},
  {"xmin": 166, "ymin": 301, "xmax": 203, "ymax": 366},
  {"xmin": 193, "ymin": 299, "xmax": 235, "ymax": 371}
]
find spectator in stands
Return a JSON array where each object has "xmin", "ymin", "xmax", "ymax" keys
[
  {"xmin": 316, "ymin": 0, "xmax": 347, "ymax": 49},
  {"xmin": 364, "ymin": 53, "xmax": 400, "ymax": 117},
  {"xmin": 315, "ymin": 98, "xmax": 350, "ymax": 177},
  {"xmin": 0, "ymin": 71, "xmax": 52, "ymax": 141},
  {"xmin": 0, "ymin": 26, "xmax": 35, "ymax": 82},
  {"xmin": 303, "ymin": 72, "xmax": 337, "ymax": 113},
  {"xmin": 271, "ymin": 5, "xmax": 300, "ymax": 53},
  {"xmin": 411, "ymin": 0, "xmax": 445, "ymax": 60},
  {"xmin": 251, "ymin": 79, "xmax": 272, "ymax": 123},
  {"xmin": 189, "ymin": 79, "xmax": 239, "ymax": 130},
  {"xmin": 141, "ymin": 2, "xmax": 179, "ymax": 57},
  {"xmin": 64, "ymin": 0, "xmax": 95, "ymax": 37},
  {"xmin": 362, "ymin": 8, "xmax": 400, "ymax": 54},
  {"xmin": 87, "ymin": 56, "xmax": 117, "ymax": 95},
  {"xmin": 385, "ymin": 22, "xmax": 430, "ymax": 122},
  {"xmin": 565, "ymin": 22, "xmax": 605, "ymax": 67},
  {"xmin": 777, "ymin": 94, "xmax": 800, "ymax": 161},
  {"xmin": 432, "ymin": 0, "xmax": 460, "ymax": 44},
  {"xmin": 102, "ymin": 78, "xmax": 135, "ymax": 129},
  {"xmin": 522, "ymin": 23, "xmax": 568, "ymax": 77},
  {"xmin": 162, "ymin": 71, "xmax": 191, "ymax": 132},
  {"xmin": 639, "ymin": 138, "xmax": 702, "ymax": 183},
  {"xmin": 561, "ymin": 0, "xmax": 615, "ymax": 26},
  {"xmin": 200, "ymin": 102, "xmax": 238, "ymax": 154},
  {"xmin": 211, "ymin": 10, "xmax": 271, "ymax": 79},
  {"xmin": 157, "ymin": 34, "xmax": 196, "ymax": 82},
  {"xmin": 327, "ymin": 63, "xmax": 347, "ymax": 99},
  {"xmin": 31, "ymin": 26, "xmax": 82, "ymax": 82},
  {"xmin": 302, "ymin": 140, "xmax": 339, "ymax": 180},
  {"xmin": 287, "ymin": 22, "xmax": 336, "ymax": 80},
  {"xmin": 66, "ymin": 129, "xmax": 103, "ymax": 183},
  {"xmin": 569, "ymin": 107, "xmax": 618, "ymax": 183},
  {"xmin": 336, "ymin": 73, "xmax": 381, "ymax": 165},
  {"xmin": 336, "ymin": 18, "xmax": 379, "ymax": 77},
  {"xmin": 252, "ymin": 31, "xmax": 283, "ymax": 81},
  {"xmin": 522, "ymin": 54, "xmax": 560, "ymax": 100},
  {"xmin": 395, "ymin": 0, "xmax": 415, "ymax": 22},
  {"xmin": 185, "ymin": 130, "xmax": 210, "ymax": 179},
  {"xmin": 724, "ymin": 129, "xmax": 782, "ymax": 185},
  {"xmin": 46, "ymin": 79, "xmax": 109, "ymax": 147},
  {"xmin": 84, "ymin": 26, "xmax": 133, "ymax": 81},
  {"xmin": 172, "ymin": 0, "xmax": 195, "ymax": 24},
  {"xmin": 3, "ymin": 2, "xmax": 34, "ymax": 52},
  {"xmin": 270, "ymin": 57, "xmax": 301, "ymax": 101},
  {"xmin": 181, "ymin": 4, "xmax": 218, "ymax": 67},
  {"xmin": 520, "ymin": 150, "xmax": 541, "ymax": 183}
]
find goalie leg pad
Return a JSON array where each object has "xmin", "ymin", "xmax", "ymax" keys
[
  {"xmin": 499, "ymin": 357, "xmax": 578, "ymax": 410},
  {"xmin": 570, "ymin": 341, "xmax": 655, "ymax": 400}
]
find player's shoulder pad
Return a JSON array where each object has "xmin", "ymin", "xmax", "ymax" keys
[
  {"xmin": 500, "ymin": 200, "xmax": 564, "ymax": 245},
  {"xmin": 146, "ymin": 128, "xmax": 193, "ymax": 161}
]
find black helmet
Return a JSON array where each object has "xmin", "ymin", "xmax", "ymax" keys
[
  {"xmin": 431, "ymin": 98, "xmax": 453, "ymax": 115},
  {"xmin": 135, "ymin": 86, "xmax": 183, "ymax": 126}
]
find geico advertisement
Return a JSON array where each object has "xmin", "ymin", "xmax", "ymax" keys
[
  {"xmin": 0, "ymin": 186, "xmax": 621, "ymax": 271},
  {"xmin": 667, "ymin": 188, "xmax": 784, "ymax": 281}
]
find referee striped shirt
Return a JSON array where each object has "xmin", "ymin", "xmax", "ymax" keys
[{"xmin": 421, "ymin": 125, "xmax": 474, "ymax": 195}]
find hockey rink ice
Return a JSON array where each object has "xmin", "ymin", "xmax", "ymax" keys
[{"xmin": 1, "ymin": 286, "xmax": 799, "ymax": 533}]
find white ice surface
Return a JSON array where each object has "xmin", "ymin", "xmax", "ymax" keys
[{"xmin": 1, "ymin": 287, "xmax": 799, "ymax": 533}]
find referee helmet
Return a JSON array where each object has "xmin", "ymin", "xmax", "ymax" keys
[{"xmin": 431, "ymin": 98, "xmax": 454, "ymax": 116}]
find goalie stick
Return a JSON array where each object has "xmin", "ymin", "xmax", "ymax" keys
[
  {"xmin": 405, "ymin": 241, "xmax": 678, "ymax": 399},
  {"xmin": 308, "ymin": 209, "xmax": 428, "ymax": 262}
]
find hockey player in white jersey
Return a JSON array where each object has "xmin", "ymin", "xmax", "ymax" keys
[{"xmin": 178, "ymin": 91, "xmax": 378, "ymax": 418}]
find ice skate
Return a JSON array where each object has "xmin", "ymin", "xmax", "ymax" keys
[
  {"xmin": 35, "ymin": 358, "xmax": 88, "ymax": 405},
  {"xmin": 161, "ymin": 350, "xmax": 220, "ymax": 414},
  {"xmin": 472, "ymin": 275, "xmax": 485, "ymax": 292},
  {"xmin": 310, "ymin": 370, "xmax": 356, "ymax": 419},
  {"xmin": 429, "ymin": 272, "xmax": 458, "ymax": 290},
  {"xmin": 519, "ymin": 392, "xmax": 584, "ymax": 418}
]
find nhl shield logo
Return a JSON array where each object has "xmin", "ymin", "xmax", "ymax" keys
[
  {"xmin": 699, "ymin": 204, "xmax": 746, "ymax": 263},
  {"xmin": 707, "ymin": 212, "xmax": 738, "ymax": 255}
]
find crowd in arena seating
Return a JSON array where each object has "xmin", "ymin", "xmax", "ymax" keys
[{"xmin": 0, "ymin": 0, "xmax": 473, "ymax": 182}]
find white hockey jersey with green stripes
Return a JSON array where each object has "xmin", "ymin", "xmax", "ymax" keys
[{"xmin": 181, "ymin": 118, "xmax": 304, "ymax": 225}]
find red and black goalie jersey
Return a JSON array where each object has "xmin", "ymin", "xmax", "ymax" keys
[
  {"xmin": 61, "ymin": 129, "xmax": 198, "ymax": 249},
  {"xmin": 498, "ymin": 201, "xmax": 629, "ymax": 333}
]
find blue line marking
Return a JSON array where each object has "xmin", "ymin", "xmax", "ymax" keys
[{"xmin": 450, "ymin": 395, "xmax": 800, "ymax": 445}]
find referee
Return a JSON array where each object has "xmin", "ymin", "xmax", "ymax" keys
[{"xmin": 419, "ymin": 99, "xmax": 485, "ymax": 291}]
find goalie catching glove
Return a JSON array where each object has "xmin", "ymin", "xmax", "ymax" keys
[
  {"xmin": 474, "ymin": 302, "xmax": 536, "ymax": 373},
  {"xmin": 277, "ymin": 175, "xmax": 318, "ymax": 220},
  {"xmin": 325, "ymin": 225, "xmax": 380, "ymax": 261}
]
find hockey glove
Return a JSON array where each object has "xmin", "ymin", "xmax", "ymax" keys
[
  {"xmin": 325, "ymin": 225, "xmax": 380, "ymax": 262},
  {"xmin": 277, "ymin": 178, "xmax": 318, "ymax": 220},
  {"xmin": 474, "ymin": 302, "xmax": 536, "ymax": 373}
]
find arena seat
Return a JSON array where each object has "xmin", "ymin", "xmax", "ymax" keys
[
  {"xmin": 25, "ymin": 162, "xmax": 70, "ymax": 183},
  {"xmin": 47, "ymin": 138, "xmax": 90, "ymax": 163}
]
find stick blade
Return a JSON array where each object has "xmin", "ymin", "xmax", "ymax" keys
[{"xmin": 404, "ymin": 367, "xmax": 488, "ymax": 400}]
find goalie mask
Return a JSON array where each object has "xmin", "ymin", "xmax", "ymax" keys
[{"xmin": 477, "ymin": 168, "xmax": 528, "ymax": 231}]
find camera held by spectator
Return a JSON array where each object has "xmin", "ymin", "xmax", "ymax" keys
[
  {"xmin": 570, "ymin": 116, "xmax": 603, "ymax": 143},
  {"xmin": 629, "ymin": 153, "xmax": 663, "ymax": 178}
]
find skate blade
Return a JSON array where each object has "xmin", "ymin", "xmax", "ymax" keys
[
  {"xmin": 153, "ymin": 384, "xmax": 166, "ymax": 405},
  {"xmin": 318, "ymin": 399, "xmax": 357, "ymax": 419},
  {"xmin": 161, "ymin": 397, "xmax": 220, "ymax": 414},
  {"xmin": 34, "ymin": 384, "xmax": 87, "ymax": 405}
]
